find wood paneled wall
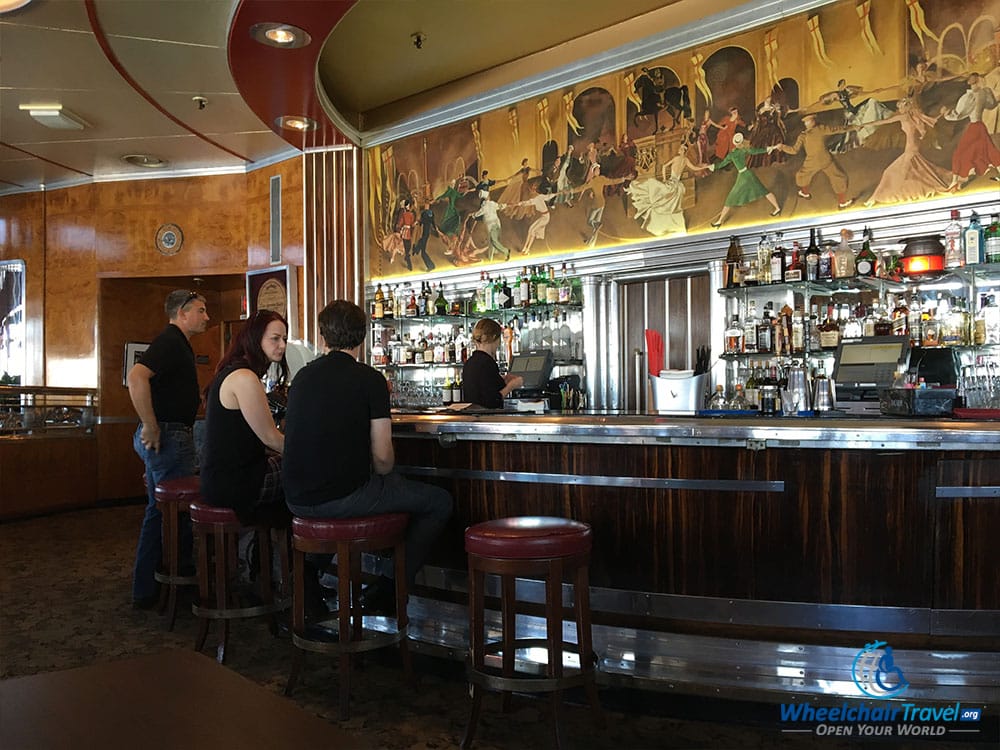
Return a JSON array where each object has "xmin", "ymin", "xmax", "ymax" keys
[{"xmin": 0, "ymin": 157, "xmax": 314, "ymax": 502}]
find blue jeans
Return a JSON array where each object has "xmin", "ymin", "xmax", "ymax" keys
[
  {"xmin": 132, "ymin": 423, "xmax": 198, "ymax": 600},
  {"xmin": 288, "ymin": 471, "xmax": 452, "ymax": 586}
]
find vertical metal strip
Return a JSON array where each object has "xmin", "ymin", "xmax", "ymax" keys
[{"xmin": 686, "ymin": 275, "xmax": 694, "ymax": 370}]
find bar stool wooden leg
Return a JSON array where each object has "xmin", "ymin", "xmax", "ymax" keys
[
  {"xmin": 194, "ymin": 526, "xmax": 211, "ymax": 653},
  {"xmin": 461, "ymin": 563, "xmax": 486, "ymax": 750},
  {"xmin": 575, "ymin": 561, "xmax": 604, "ymax": 727},
  {"xmin": 394, "ymin": 541, "xmax": 414, "ymax": 683},
  {"xmin": 546, "ymin": 559, "xmax": 566, "ymax": 750},
  {"xmin": 337, "ymin": 540, "xmax": 353, "ymax": 721},
  {"xmin": 500, "ymin": 572, "xmax": 516, "ymax": 713},
  {"xmin": 285, "ymin": 546, "xmax": 306, "ymax": 696}
]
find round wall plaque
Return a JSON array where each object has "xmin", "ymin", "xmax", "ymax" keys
[{"xmin": 155, "ymin": 223, "xmax": 184, "ymax": 256}]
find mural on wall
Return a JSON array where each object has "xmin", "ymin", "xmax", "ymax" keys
[{"xmin": 367, "ymin": 0, "xmax": 1000, "ymax": 279}]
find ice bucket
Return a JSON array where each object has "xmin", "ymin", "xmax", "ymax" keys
[{"xmin": 649, "ymin": 372, "xmax": 709, "ymax": 414}]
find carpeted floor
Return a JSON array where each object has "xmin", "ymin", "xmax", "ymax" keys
[{"xmin": 0, "ymin": 504, "xmax": 992, "ymax": 749}]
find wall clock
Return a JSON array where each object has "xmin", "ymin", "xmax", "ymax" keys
[{"xmin": 155, "ymin": 223, "xmax": 184, "ymax": 256}]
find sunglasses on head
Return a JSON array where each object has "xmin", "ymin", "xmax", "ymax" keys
[{"xmin": 182, "ymin": 291, "xmax": 200, "ymax": 307}]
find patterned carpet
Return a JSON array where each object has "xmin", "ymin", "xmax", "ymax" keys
[{"xmin": 0, "ymin": 504, "xmax": 991, "ymax": 749}]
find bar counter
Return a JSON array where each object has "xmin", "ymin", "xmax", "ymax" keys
[{"xmin": 390, "ymin": 410, "xmax": 1000, "ymax": 704}]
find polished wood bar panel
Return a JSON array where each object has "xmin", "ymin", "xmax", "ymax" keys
[{"xmin": 0, "ymin": 435, "xmax": 97, "ymax": 519}]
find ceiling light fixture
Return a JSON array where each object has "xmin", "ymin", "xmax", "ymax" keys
[
  {"xmin": 122, "ymin": 154, "xmax": 168, "ymax": 169},
  {"xmin": 18, "ymin": 104, "xmax": 88, "ymax": 130},
  {"xmin": 249, "ymin": 22, "xmax": 311, "ymax": 49},
  {"xmin": 275, "ymin": 115, "xmax": 318, "ymax": 132},
  {"xmin": 0, "ymin": 0, "xmax": 33, "ymax": 14}
]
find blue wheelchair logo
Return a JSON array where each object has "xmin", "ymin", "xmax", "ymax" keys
[{"xmin": 852, "ymin": 640, "xmax": 909, "ymax": 699}]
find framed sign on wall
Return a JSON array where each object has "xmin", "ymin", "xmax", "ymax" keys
[
  {"xmin": 122, "ymin": 342, "xmax": 150, "ymax": 386},
  {"xmin": 246, "ymin": 265, "xmax": 298, "ymax": 339}
]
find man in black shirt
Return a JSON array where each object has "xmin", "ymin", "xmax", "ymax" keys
[
  {"xmin": 283, "ymin": 300, "xmax": 452, "ymax": 614},
  {"xmin": 126, "ymin": 289, "xmax": 209, "ymax": 608}
]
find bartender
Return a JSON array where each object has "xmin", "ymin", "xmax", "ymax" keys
[{"xmin": 462, "ymin": 319, "xmax": 524, "ymax": 408}]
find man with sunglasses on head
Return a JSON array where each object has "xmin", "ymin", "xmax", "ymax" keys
[{"xmin": 126, "ymin": 289, "xmax": 210, "ymax": 609}]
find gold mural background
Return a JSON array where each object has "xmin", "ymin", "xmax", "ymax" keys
[{"xmin": 367, "ymin": 0, "xmax": 1000, "ymax": 280}]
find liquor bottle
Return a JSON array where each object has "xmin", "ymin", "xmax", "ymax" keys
[
  {"xmin": 724, "ymin": 315, "xmax": 744, "ymax": 354},
  {"xmin": 497, "ymin": 277, "xmax": 512, "ymax": 309},
  {"xmin": 834, "ymin": 228, "xmax": 856, "ymax": 278},
  {"xmin": 545, "ymin": 266, "xmax": 559, "ymax": 304},
  {"xmin": 873, "ymin": 304, "xmax": 893, "ymax": 336},
  {"xmin": 944, "ymin": 209, "xmax": 964, "ymax": 268},
  {"xmin": 405, "ymin": 286, "xmax": 418, "ymax": 317},
  {"xmin": 520, "ymin": 267, "xmax": 531, "ymax": 307},
  {"xmin": 818, "ymin": 304, "xmax": 841, "ymax": 350},
  {"xmin": 743, "ymin": 259, "xmax": 759, "ymax": 286},
  {"xmin": 855, "ymin": 227, "xmax": 877, "ymax": 277},
  {"xmin": 807, "ymin": 304, "xmax": 821, "ymax": 351},
  {"xmin": 425, "ymin": 281, "xmax": 437, "ymax": 316},
  {"xmin": 982, "ymin": 293, "xmax": 1000, "ymax": 344},
  {"xmin": 804, "ymin": 229, "xmax": 820, "ymax": 281},
  {"xmin": 442, "ymin": 377, "xmax": 453, "ymax": 406},
  {"xmin": 757, "ymin": 234, "xmax": 772, "ymax": 285},
  {"xmin": 785, "ymin": 242, "xmax": 804, "ymax": 282},
  {"xmin": 756, "ymin": 303, "xmax": 773, "ymax": 354},
  {"xmin": 384, "ymin": 285, "xmax": 395, "ymax": 320},
  {"xmin": 452, "ymin": 378, "xmax": 463, "ymax": 405},
  {"xmin": 536, "ymin": 266, "xmax": 549, "ymax": 304},
  {"xmin": 891, "ymin": 296, "xmax": 909, "ymax": 337},
  {"xmin": 511, "ymin": 269, "xmax": 523, "ymax": 307},
  {"xmin": 985, "ymin": 213, "xmax": 1000, "ymax": 264},
  {"xmin": 907, "ymin": 295, "xmax": 922, "ymax": 347},
  {"xmin": 724, "ymin": 236, "xmax": 743, "ymax": 288},
  {"xmin": 964, "ymin": 212, "xmax": 984, "ymax": 265},
  {"xmin": 730, "ymin": 384, "xmax": 748, "ymax": 410},
  {"xmin": 558, "ymin": 263, "xmax": 573, "ymax": 304},
  {"xmin": 435, "ymin": 283, "xmax": 448, "ymax": 315},
  {"xmin": 528, "ymin": 267, "xmax": 539, "ymax": 305},
  {"xmin": 817, "ymin": 235, "xmax": 833, "ymax": 281},
  {"xmin": 770, "ymin": 232, "xmax": 786, "ymax": 284},
  {"xmin": 744, "ymin": 361, "xmax": 760, "ymax": 409},
  {"xmin": 373, "ymin": 283, "xmax": 385, "ymax": 319},
  {"xmin": 742, "ymin": 301, "xmax": 759, "ymax": 353},
  {"xmin": 791, "ymin": 310, "xmax": 805, "ymax": 353}
]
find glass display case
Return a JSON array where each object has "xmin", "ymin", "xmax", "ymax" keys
[{"xmin": 0, "ymin": 386, "xmax": 97, "ymax": 436}]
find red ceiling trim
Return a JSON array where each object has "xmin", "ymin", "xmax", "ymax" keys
[
  {"xmin": 83, "ymin": 0, "xmax": 254, "ymax": 163},
  {"xmin": 0, "ymin": 141, "xmax": 93, "ymax": 177},
  {"xmin": 228, "ymin": 0, "xmax": 356, "ymax": 151}
]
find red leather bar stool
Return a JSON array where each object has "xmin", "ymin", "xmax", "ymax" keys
[
  {"xmin": 152, "ymin": 476, "xmax": 200, "ymax": 630},
  {"xmin": 189, "ymin": 502, "xmax": 291, "ymax": 663},
  {"xmin": 284, "ymin": 513, "xmax": 412, "ymax": 721},
  {"xmin": 462, "ymin": 516, "xmax": 603, "ymax": 750}
]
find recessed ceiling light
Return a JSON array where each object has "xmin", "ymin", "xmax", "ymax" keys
[
  {"xmin": 0, "ymin": 0, "xmax": 33, "ymax": 14},
  {"xmin": 249, "ymin": 22, "xmax": 311, "ymax": 49},
  {"xmin": 122, "ymin": 154, "xmax": 168, "ymax": 169},
  {"xmin": 275, "ymin": 115, "xmax": 318, "ymax": 132},
  {"xmin": 18, "ymin": 104, "xmax": 88, "ymax": 130}
]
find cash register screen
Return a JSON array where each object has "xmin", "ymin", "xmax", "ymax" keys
[
  {"xmin": 833, "ymin": 337, "xmax": 908, "ymax": 386},
  {"xmin": 508, "ymin": 349, "xmax": 554, "ymax": 391}
]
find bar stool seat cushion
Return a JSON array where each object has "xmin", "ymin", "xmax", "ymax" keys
[
  {"xmin": 154, "ymin": 476, "xmax": 202, "ymax": 504},
  {"xmin": 291, "ymin": 513, "xmax": 408, "ymax": 541},
  {"xmin": 465, "ymin": 516, "xmax": 592, "ymax": 559},
  {"xmin": 189, "ymin": 502, "xmax": 240, "ymax": 525}
]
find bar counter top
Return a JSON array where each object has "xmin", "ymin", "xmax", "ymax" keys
[{"xmin": 392, "ymin": 409, "xmax": 1000, "ymax": 451}]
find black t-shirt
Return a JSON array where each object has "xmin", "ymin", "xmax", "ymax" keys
[
  {"xmin": 139, "ymin": 324, "xmax": 199, "ymax": 425},
  {"xmin": 200, "ymin": 365, "xmax": 266, "ymax": 523},
  {"xmin": 283, "ymin": 351, "xmax": 391, "ymax": 506},
  {"xmin": 462, "ymin": 349, "xmax": 504, "ymax": 409}
]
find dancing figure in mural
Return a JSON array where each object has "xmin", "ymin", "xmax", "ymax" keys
[
  {"xmin": 748, "ymin": 95, "xmax": 788, "ymax": 167},
  {"xmin": 942, "ymin": 73, "xmax": 1000, "ymax": 185},
  {"xmin": 498, "ymin": 158, "xmax": 537, "ymax": 219},
  {"xmin": 771, "ymin": 114, "xmax": 858, "ymax": 209},
  {"xmin": 626, "ymin": 141, "xmax": 705, "ymax": 236},
  {"xmin": 555, "ymin": 144, "xmax": 576, "ymax": 206},
  {"xmin": 818, "ymin": 79, "xmax": 894, "ymax": 152},
  {"xmin": 434, "ymin": 176, "xmax": 474, "ymax": 240},
  {"xmin": 707, "ymin": 132, "xmax": 780, "ymax": 227},
  {"xmin": 411, "ymin": 199, "xmax": 439, "ymax": 272},
  {"xmin": 695, "ymin": 110, "xmax": 715, "ymax": 164},
  {"xmin": 713, "ymin": 107, "xmax": 746, "ymax": 162},
  {"xmin": 579, "ymin": 166, "xmax": 635, "ymax": 246},
  {"xmin": 863, "ymin": 98, "xmax": 954, "ymax": 207},
  {"xmin": 516, "ymin": 186, "xmax": 559, "ymax": 255},
  {"xmin": 395, "ymin": 199, "xmax": 417, "ymax": 271},
  {"xmin": 476, "ymin": 170, "xmax": 496, "ymax": 200},
  {"xmin": 472, "ymin": 196, "xmax": 511, "ymax": 262}
]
